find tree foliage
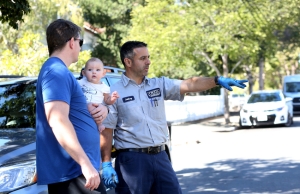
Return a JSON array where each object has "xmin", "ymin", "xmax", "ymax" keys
[
  {"xmin": 0, "ymin": 0, "xmax": 89, "ymax": 76},
  {"xmin": 0, "ymin": 0, "xmax": 30, "ymax": 29},
  {"xmin": 127, "ymin": 0, "xmax": 300, "ymax": 123},
  {"xmin": 79, "ymin": 0, "xmax": 145, "ymax": 67},
  {"xmin": 128, "ymin": 0, "xmax": 300, "ymax": 78}
]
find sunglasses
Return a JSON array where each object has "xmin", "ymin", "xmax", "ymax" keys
[{"xmin": 66, "ymin": 37, "xmax": 83, "ymax": 47}]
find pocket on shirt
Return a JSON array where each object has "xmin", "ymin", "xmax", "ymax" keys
[
  {"xmin": 148, "ymin": 98, "xmax": 165, "ymax": 120},
  {"xmin": 118, "ymin": 102, "xmax": 143, "ymax": 126}
]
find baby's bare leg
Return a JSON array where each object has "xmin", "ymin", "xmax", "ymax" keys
[{"xmin": 98, "ymin": 123, "xmax": 105, "ymax": 133}]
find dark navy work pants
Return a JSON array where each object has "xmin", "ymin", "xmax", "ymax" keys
[{"xmin": 115, "ymin": 150, "xmax": 182, "ymax": 194}]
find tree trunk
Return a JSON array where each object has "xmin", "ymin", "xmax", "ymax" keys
[
  {"xmin": 244, "ymin": 65, "xmax": 254, "ymax": 94},
  {"xmin": 222, "ymin": 54, "xmax": 230, "ymax": 124},
  {"xmin": 259, "ymin": 57, "xmax": 264, "ymax": 90}
]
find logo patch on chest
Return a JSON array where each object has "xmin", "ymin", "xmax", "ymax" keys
[
  {"xmin": 146, "ymin": 88, "xmax": 161, "ymax": 98},
  {"xmin": 122, "ymin": 96, "xmax": 135, "ymax": 103}
]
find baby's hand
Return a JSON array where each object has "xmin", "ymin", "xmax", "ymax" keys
[{"xmin": 111, "ymin": 91, "xmax": 119, "ymax": 102}]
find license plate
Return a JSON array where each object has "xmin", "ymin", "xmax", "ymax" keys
[{"xmin": 257, "ymin": 114, "xmax": 267, "ymax": 121}]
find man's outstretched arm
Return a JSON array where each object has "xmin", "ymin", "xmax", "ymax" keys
[{"xmin": 180, "ymin": 76, "xmax": 248, "ymax": 95}]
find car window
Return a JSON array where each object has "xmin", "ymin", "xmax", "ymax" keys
[
  {"xmin": 0, "ymin": 82, "xmax": 36, "ymax": 153},
  {"xmin": 0, "ymin": 82, "xmax": 36, "ymax": 128},
  {"xmin": 286, "ymin": 82, "xmax": 300, "ymax": 93},
  {"xmin": 101, "ymin": 78, "xmax": 109, "ymax": 86},
  {"xmin": 107, "ymin": 77, "xmax": 121, "ymax": 86},
  {"xmin": 101, "ymin": 76, "xmax": 121, "ymax": 87},
  {"xmin": 247, "ymin": 92, "xmax": 281, "ymax": 103}
]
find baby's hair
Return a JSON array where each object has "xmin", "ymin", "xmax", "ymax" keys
[{"xmin": 85, "ymin": 57, "xmax": 103, "ymax": 68}]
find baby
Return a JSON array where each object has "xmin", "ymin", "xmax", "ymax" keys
[{"xmin": 78, "ymin": 57, "xmax": 119, "ymax": 132}]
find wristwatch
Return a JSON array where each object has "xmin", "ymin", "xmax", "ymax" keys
[{"xmin": 214, "ymin": 76, "xmax": 219, "ymax": 85}]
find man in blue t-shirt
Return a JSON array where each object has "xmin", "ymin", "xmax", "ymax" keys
[{"xmin": 36, "ymin": 19, "xmax": 110, "ymax": 194}]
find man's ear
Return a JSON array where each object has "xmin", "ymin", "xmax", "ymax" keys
[
  {"xmin": 124, "ymin": 58, "xmax": 132, "ymax": 67},
  {"xmin": 68, "ymin": 38, "xmax": 75, "ymax": 49}
]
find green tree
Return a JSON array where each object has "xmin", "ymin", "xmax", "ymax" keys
[
  {"xmin": 0, "ymin": 0, "xmax": 88, "ymax": 76},
  {"xmin": 127, "ymin": 0, "xmax": 300, "ymax": 123},
  {"xmin": 0, "ymin": 0, "xmax": 30, "ymax": 29},
  {"xmin": 79, "ymin": 0, "xmax": 145, "ymax": 67}
]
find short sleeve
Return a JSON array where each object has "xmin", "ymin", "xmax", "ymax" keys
[
  {"xmin": 101, "ymin": 84, "xmax": 110, "ymax": 94},
  {"xmin": 42, "ymin": 67, "xmax": 73, "ymax": 104},
  {"xmin": 161, "ymin": 77, "xmax": 184, "ymax": 101}
]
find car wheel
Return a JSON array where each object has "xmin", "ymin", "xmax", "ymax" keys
[{"xmin": 284, "ymin": 113, "xmax": 292, "ymax": 127}]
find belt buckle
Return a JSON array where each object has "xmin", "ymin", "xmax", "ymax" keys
[{"xmin": 148, "ymin": 147, "xmax": 157, "ymax": 154}]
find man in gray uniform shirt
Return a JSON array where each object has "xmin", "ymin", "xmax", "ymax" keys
[{"xmin": 100, "ymin": 41, "xmax": 248, "ymax": 194}]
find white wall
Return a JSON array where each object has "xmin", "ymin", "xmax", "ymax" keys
[{"xmin": 165, "ymin": 94, "xmax": 224, "ymax": 125}]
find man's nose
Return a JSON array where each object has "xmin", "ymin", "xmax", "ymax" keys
[{"xmin": 146, "ymin": 58, "xmax": 151, "ymax": 65}]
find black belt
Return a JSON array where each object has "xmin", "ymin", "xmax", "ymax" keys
[{"xmin": 118, "ymin": 145, "xmax": 165, "ymax": 154}]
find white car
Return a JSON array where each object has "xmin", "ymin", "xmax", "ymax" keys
[
  {"xmin": 229, "ymin": 93, "xmax": 247, "ymax": 112},
  {"xmin": 239, "ymin": 90, "xmax": 293, "ymax": 128}
]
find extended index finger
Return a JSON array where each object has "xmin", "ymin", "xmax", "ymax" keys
[
  {"xmin": 237, "ymin": 80, "xmax": 248, "ymax": 87},
  {"xmin": 232, "ymin": 82, "xmax": 246, "ymax": 89},
  {"xmin": 237, "ymin": 79, "xmax": 248, "ymax": 83}
]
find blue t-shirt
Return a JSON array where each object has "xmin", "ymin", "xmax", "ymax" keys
[{"xmin": 36, "ymin": 57, "xmax": 100, "ymax": 184}]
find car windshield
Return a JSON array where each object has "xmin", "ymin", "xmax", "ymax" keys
[
  {"xmin": 247, "ymin": 92, "xmax": 281, "ymax": 103},
  {"xmin": 286, "ymin": 82, "xmax": 300, "ymax": 93}
]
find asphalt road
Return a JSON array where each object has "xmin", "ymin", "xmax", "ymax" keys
[{"xmin": 171, "ymin": 115, "xmax": 300, "ymax": 194}]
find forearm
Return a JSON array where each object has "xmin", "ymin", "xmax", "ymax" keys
[
  {"xmin": 100, "ymin": 128, "xmax": 113, "ymax": 162},
  {"xmin": 104, "ymin": 97, "xmax": 114, "ymax": 105},
  {"xmin": 103, "ymin": 92, "xmax": 118, "ymax": 105},
  {"xmin": 180, "ymin": 76, "xmax": 216, "ymax": 95}
]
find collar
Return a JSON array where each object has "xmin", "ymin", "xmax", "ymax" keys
[{"xmin": 121, "ymin": 73, "xmax": 150, "ymax": 86}]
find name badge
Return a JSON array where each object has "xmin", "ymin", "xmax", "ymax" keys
[
  {"xmin": 146, "ymin": 88, "xmax": 161, "ymax": 98},
  {"xmin": 122, "ymin": 96, "xmax": 135, "ymax": 103}
]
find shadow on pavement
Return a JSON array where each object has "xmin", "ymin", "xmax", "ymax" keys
[
  {"xmin": 172, "ymin": 112, "xmax": 240, "ymax": 127},
  {"xmin": 176, "ymin": 158, "xmax": 300, "ymax": 194}
]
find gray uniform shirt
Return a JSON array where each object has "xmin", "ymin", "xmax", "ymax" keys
[{"xmin": 103, "ymin": 73, "xmax": 184, "ymax": 149}]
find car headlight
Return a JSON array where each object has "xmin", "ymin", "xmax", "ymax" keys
[
  {"xmin": 0, "ymin": 161, "xmax": 37, "ymax": 193},
  {"xmin": 276, "ymin": 107, "xmax": 284, "ymax": 111}
]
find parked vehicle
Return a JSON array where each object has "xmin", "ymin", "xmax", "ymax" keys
[
  {"xmin": 239, "ymin": 90, "xmax": 293, "ymax": 128},
  {"xmin": 0, "ymin": 67, "xmax": 172, "ymax": 194},
  {"xmin": 282, "ymin": 74, "xmax": 300, "ymax": 114},
  {"xmin": 229, "ymin": 93, "xmax": 247, "ymax": 112}
]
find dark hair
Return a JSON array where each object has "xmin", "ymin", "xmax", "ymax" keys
[
  {"xmin": 120, "ymin": 41, "xmax": 147, "ymax": 66},
  {"xmin": 46, "ymin": 19, "xmax": 81, "ymax": 56}
]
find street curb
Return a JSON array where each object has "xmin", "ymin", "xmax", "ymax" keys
[{"xmin": 173, "ymin": 115, "xmax": 241, "ymax": 130}]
